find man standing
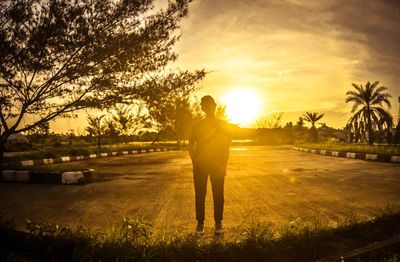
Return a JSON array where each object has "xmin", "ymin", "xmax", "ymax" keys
[{"xmin": 189, "ymin": 95, "xmax": 231, "ymax": 235}]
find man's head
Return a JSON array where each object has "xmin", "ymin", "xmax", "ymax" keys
[{"xmin": 200, "ymin": 95, "xmax": 216, "ymax": 117}]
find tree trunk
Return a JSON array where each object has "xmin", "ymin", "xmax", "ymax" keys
[
  {"xmin": 175, "ymin": 132, "xmax": 181, "ymax": 145},
  {"xmin": 97, "ymin": 135, "xmax": 101, "ymax": 149},
  {"xmin": 395, "ymin": 123, "xmax": 400, "ymax": 145},
  {"xmin": 152, "ymin": 131, "xmax": 161, "ymax": 145},
  {"xmin": 366, "ymin": 107, "xmax": 374, "ymax": 145},
  {"xmin": 0, "ymin": 132, "xmax": 10, "ymax": 166},
  {"xmin": 310, "ymin": 124, "xmax": 318, "ymax": 142}
]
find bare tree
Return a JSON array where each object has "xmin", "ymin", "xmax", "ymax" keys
[
  {"xmin": 256, "ymin": 112, "xmax": 284, "ymax": 129},
  {"xmin": 111, "ymin": 103, "xmax": 150, "ymax": 143}
]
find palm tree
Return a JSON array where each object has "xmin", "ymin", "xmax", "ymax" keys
[
  {"xmin": 302, "ymin": 112, "xmax": 324, "ymax": 128},
  {"xmin": 302, "ymin": 112, "xmax": 324, "ymax": 142},
  {"xmin": 345, "ymin": 81, "xmax": 392, "ymax": 145}
]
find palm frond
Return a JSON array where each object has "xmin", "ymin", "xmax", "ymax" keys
[
  {"xmin": 351, "ymin": 83, "xmax": 363, "ymax": 94},
  {"xmin": 372, "ymin": 107, "xmax": 393, "ymax": 128},
  {"xmin": 369, "ymin": 81, "xmax": 379, "ymax": 94},
  {"xmin": 350, "ymin": 102, "xmax": 363, "ymax": 113},
  {"xmin": 315, "ymin": 114, "xmax": 324, "ymax": 121}
]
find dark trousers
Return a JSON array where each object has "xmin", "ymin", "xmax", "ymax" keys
[{"xmin": 193, "ymin": 165, "xmax": 225, "ymax": 223}]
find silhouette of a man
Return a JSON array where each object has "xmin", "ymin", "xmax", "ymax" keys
[{"xmin": 189, "ymin": 95, "xmax": 231, "ymax": 235}]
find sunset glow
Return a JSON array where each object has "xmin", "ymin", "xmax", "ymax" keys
[{"xmin": 221, "ymin": 88, "xmax": 263, "ymax": 126}]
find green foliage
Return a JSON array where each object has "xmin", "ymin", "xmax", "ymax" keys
[
  {"xmin": 1, "ymin": 210, "xmax": 400, "ymax": 261},
  {"xmin": 296, "ymin": 141, "xmax": 400, "ymax": 155},
  {"xmin": 109, "ymin": 103, "xmax": 150, "ymax": 143},
  {"xmin": 85, "ymin": 115, "xmax": 106, "ymax": 137},
  {"xmin": 68, "ymin": 147, "xmax": 91, "ymax": 156},
  {"xmin": 0, "ymin": 0, "xmax": 205, "ymax": 158},
  {"xmin": 145, "ymin": 81, "xmax": 205, "ymax": 143},
  {"xmin": 302, "ymin": 112, "xmax": 324, "ymax": 142},
  {"xmin": 302, "ymin": 112, "xmax": 324, "ymax": 128},
  {"xmin": 4, "ymin": 140, "xmax": 31, "ymax": 152},
  {"xmin": 4, "ymin": 142, "xmax": 176, "ymax": 163},
  {"xmin": 346, "ymin": 81, "xmax": 393, "ymax": 145}
]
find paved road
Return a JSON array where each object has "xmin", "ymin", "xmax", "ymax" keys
[{"xmin": 1, "ymin": 147, "xmax": 399, "ymax": 233}]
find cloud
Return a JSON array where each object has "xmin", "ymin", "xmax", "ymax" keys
[
  {"xmin": 328, "ymin": 0, "xmax": 400, "ymax": 83},
  {"xmin": 171, "ymin": 0, "xmax": 400, "ymax": 127}
]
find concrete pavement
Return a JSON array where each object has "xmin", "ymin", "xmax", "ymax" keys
[{"xmin": 1, "ymin": 146, "xmax": 399, "ymax": 233}]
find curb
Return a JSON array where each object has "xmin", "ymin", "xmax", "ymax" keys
[
  {"xmin": 1, "ymin": 147, "xmax": 177, "ymax": 169},
  {"xmin": 293, "ymin": 146, "xmax": 400, "ymax": 164},
  {"xmin": 1, "ymin": 169, "xmax": 97, "ymax": 185}
]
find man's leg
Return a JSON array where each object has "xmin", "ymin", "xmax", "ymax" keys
[
  {"xmin": 193, "ymin": 165, "xmax": 208, "ymax": 223},
  {"xmin": 210, "ymin": 174, "xmax": 225, "ymax": 223}
]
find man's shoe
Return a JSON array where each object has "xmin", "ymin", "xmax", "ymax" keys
[
  {"xmin": 195, "ymin": 222, "xmax": 205, "ymax": 235},
  {"xmin": 215, "ymin": 222, "xmax": 223, "ymax": 235}
]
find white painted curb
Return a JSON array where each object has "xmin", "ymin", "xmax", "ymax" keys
[
  {"xmin": 346, "ymin": 152, "xmax": 356, "ymax": 159},
  {"xmin": 61, "ymin": 156, "xmax": 70, "ymax": 162},
  {"xmin": 43, "ymin": 158, "xmax": 54, "ymax": 164},
  {"xmin": 391, "ymin": 156, "xmax": 400, "ymax": 163},
  {"xmin": 366, "ymin": 154, "xmax": 378, "ymax": 161},
  {"xmin": 20, "ymin": 160, "xmax": 34, "ymax": 167},
  {"xmin": 62, "ymin": 171, "xmax": 84, "ymax": 185}
]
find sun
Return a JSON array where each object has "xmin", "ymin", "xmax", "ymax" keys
[{"xmin": 221, "ymin": 88, "xmax": 263, "ymax": 126}]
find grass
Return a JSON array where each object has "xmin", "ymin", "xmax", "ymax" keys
[
  {"xmin": 3, "ymin": 141, "xmax": 179, "ymax": 163},
  {"xmin": 1, "ymin": 208, "xmax": 400, "ymax": 261},
  {"xmin": 296, "ymin": 141, "xmax": 400, "ymax": 155}
]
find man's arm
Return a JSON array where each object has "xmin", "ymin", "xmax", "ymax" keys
[
  {"xmin": 189, "ymin": 137, "xmax": 195, "ymax": 162},
  {"xmin": 189, "ymin": 124, "xmax": 196, "ymax": 162},
  {"xmin": 222, "ymin": 123, "xmax": 231, "ymax": 166}
]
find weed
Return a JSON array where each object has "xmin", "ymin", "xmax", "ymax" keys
[{"xmin": 1, "ymin": 210, "xmax": 400, "ymax": 261}]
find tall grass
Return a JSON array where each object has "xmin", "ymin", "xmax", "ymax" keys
[{"xmin": 1, "ymin": 208, "xmax": 400, "ymax": 261}]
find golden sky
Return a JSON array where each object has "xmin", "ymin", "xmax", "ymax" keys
[
  {"xmin": 170, "ymin": 0, "xmax": 400, "ymax": 128},
  {"xmin": 51, "ymin": 0, "xmax": 400, "ymax": 132}
]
